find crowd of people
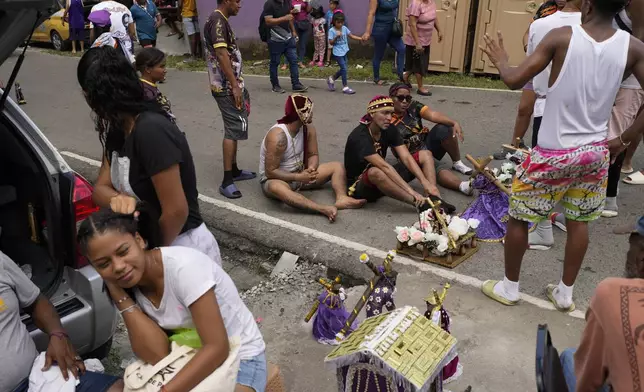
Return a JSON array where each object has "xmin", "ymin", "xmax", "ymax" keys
[{"xmin": 2, "ymin": 0, "xmax": 644, "ymax": 390}]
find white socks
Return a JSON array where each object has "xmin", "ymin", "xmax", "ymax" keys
[
  {"xmin": 552, "ymin": 280, "xmax": 574, "ymax": 308},
  {"xmin": 493, "ymin": 276, "xmax": 520, "ymax": 301},
  {"xmin": 453, "ymin": 160, "xmax": 473, "ymax": 175},
  {"xmin": 605, "ymin": 197, "xmax": 618, "ymax": 211},
  {"xmin": 459, "ymin": 181, "xmax": 473, "ymax": 196}
]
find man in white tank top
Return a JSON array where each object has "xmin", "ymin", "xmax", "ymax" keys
[
  {"xmin": 604, "ymin": 7, "xmax": 644, "ymax": 217},
  {"xmin": 524, "ymin": 0, "xmax": 582, "ymax": 250},
  {"xmin": 258, "ymin": 94, "xmax": 366, "ymax": 222},
  {"xmin": 480, "ymin": 0, "xmax": 644, "ymax": 312}
]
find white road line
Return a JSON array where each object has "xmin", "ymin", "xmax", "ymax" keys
[{"xmin": 60, "ymin": 150, "xmax": 584, "ymax": 319}]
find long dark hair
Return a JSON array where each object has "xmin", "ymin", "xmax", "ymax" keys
[
  {"xmin": 135, "ymin": 47, "xmax": 166, "ymax": 74},
  {"xmin": 77, "ymin": 46, "xmax": 162, "ymax": 163},
  {"xmin": 77, "ymin": 203, "xmax": 162, "ymax": 258}
]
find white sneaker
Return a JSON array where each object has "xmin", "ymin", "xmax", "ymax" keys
[
  {"xmin": 528, "ymin": 221, "xmax": 554, "ymax": 250},
  {"xmin": 452, "ymin": 160, "xmax": 473, "ymax": 175},
  {"xmin": 550, "ymin": 213, "xmax": 567, "ymax": 232}
]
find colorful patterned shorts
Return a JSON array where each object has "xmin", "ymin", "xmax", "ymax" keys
[{"xmin": 509, "ymin": 142, "xmax": 609, "ymax": 223}]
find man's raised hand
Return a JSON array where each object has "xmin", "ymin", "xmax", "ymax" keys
[{"xmin": 480, "ymin": 31, "xmax": 510, "ymax": 70}]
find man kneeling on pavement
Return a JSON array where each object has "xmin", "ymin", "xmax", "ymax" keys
[
  {"xmin": 344, "ymin": 95, "xmax": 473, "ymax": 212},
  {"xmin": 1, "ymin": 250, "xmax": 123, "ymax": 392},
  {"xmin": 259, "ymin": 94, "xmax": 366, "ymax": 222}
]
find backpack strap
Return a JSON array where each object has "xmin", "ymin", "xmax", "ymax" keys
[{"xmin": 615, "ymin": 13, "xmax": 633, "ymax": 35}]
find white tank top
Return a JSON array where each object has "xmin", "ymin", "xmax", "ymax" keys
[
  {"xmin": 613, "ymin": 9, "xmax": 640, "ymax": 89},
  {"xmin": 259, "ymin": 123, "xmax": 304, "ymax": 181},
  {"xmin": 538, "ymin": 25, "xmax": 629, "ymax": 150}
]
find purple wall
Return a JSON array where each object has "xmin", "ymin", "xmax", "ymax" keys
[{"xmin": 196, "ymin": 0, "xmax": 369, "ymax": 42}]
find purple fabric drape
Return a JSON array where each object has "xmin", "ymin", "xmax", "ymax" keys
[
  {"xmin": 462, "ymin": 174, "xmax": 516, "ymax": 241},
  {"xmin": 312, "ymin": 291, "xmax": 356, "ymax": 344}
]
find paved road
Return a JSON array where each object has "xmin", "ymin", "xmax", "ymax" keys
[{"xmin": 3, "ymin": 49, "xmax": 642, "ymax": 310}]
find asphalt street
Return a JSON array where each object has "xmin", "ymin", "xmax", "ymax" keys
[{"xmin": 3, "ymin": 49, "xmax": 643, "ymax": 310}]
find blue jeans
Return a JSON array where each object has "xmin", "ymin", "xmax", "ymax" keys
[
  {"xmin": 12, "ymin": 371, "xmax": 120, "ymax": 392},
  {"xmin": 333, "ymin": 55, "xmax": 348, "ymax": 86},
  {"xmin": 268, "ymin": 38, "xmax": 302, "ymax": 89},
  {"xmin": 295, "ymin": 22, "xmax": 311, "ymax": 62},
  {"xmin": 560, "ymin": 348, "xmax": 610, "ymax": 392},
  {"xmin": 371, "ymin": 23, "xmax": 405, "ymax": 81},
  {"xmin": 236, "ymin": 352, "xmax": 267, "ymax": 392}
]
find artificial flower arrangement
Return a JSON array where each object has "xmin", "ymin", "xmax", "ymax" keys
[
  {"xmin": 492, "ymin": 159, "xmax": 518, "ymax": 185},
  {"xmin": 395, "ymin": 207, "xmax": 480, "ymax": 257}
]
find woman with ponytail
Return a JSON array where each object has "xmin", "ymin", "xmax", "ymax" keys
[{"xmin": 77, "ymin": 46, "xmax": 222, "ymax": 265}]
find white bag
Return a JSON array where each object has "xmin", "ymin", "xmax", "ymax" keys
[{"xmin": 123, "ymin": 337, "xmax": 241, "ymax": 392}]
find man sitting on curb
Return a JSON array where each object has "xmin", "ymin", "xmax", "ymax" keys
[
  {"xmin": 559, "ymin": 216, "xmax": 644, "ymax": 392},
  {"xmin": 344, "ymin": 95, "xmax": 456, "ymax": 213},
  {"xmin": 259, "ymin": 94, "xmax": 366, "ymax": 222}
]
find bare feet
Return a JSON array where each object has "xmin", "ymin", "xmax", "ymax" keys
[
  {"xmin": 335, "ymin": 196, "xmax": 367, "ymax": 210},
  {"xmin": 319, "ymin": 206, "xmax": 338, "ymax": 222}
]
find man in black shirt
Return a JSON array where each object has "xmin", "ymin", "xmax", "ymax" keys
[
  {"xmin": 263, "ymin": 0, "xmax": 308, "ymax": 93},
  {"xmin": 344, "ymin": 96, "xmax": 456, "ymax": 212}
]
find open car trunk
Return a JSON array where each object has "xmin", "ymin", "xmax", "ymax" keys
[{"xmin": 0, "ymin": 118, "xmax": 60, "ymax": 292}]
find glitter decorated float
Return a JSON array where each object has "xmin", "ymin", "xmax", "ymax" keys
[
  {"xmin": 395, "ymin": 197, "xmax": 480, "ymax": 269},
  {"xmin": 325, "ymin": 306, "xmax": 457, "ymax": 392},
  {"xmin": 305, "ymin": 276, "xmax": 357, "ymax": 345}
]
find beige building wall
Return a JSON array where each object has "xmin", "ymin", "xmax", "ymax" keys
[
  {"xmin": 470, "ymin": 0, "xmax": 539, "ymax": 74},
  {"xmin": 399, "ymin": 0, "xmax": 472, "ymax": 73}
]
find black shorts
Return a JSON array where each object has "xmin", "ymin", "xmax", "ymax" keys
[
  {"xmin": 404, "ymin": 45, "xmax": 430, "ymax": 76},
  {"xmin": 531, "ymin": 116, "xmax": 542, "ymax": 148},
  {"xmin": 350, "ymin": 161, "xmax": 415, "ymax": 202},
  {"xmin": 139, "ymin": 39, "xmax": 157, "ymax": 47},
  {"xmin": 213, "ymin": 88, "xmax": 250, "ymax": 141}
]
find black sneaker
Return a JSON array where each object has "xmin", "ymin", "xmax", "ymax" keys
[
  {"xmin": 272, "ymin": 86, "xmax": 286, "ymax": 94},
  {"xmin": 292, "ymin": 84, "xmax": 309, "ymax": 92}
]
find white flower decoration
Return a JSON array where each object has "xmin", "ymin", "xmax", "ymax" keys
[
  {"xmin": 448, "ymin": 216, "xmax": 470, "ymax": 240},
  {"xmin": 373, "ymin": 309, "xmax": 380, "ymax": 315},
  {"xmin": 375, "ymin": 297, "xmax": 382, "ymax": 303},
  {"xmin": 382, "ymin": 287, "xmax": 389, "ymax": 293},
  {"xmin": 497, "ymin": 173, "xmax": 512, "ymax": 183},
  {"xmin": 501, "ymin": 162, "xmax": 516, "ymax": 173},
  {"xmin": 375, "ymin": 288, "xmax": 380, "ymax": 294},
  {"xmin": 467, "ymin": 218, "xmax": 480, "ymax": 229},
  {"xmin": 385, "ymin": 301, "xmax": 392, "ymax": 307},
  {"xmin": 369, "ymin": 296, "xmax": 373, "ymax": 302},
  {"xmin": 408, "ymin": 227, "xmax": 426, "ymax": 246},
  {"xmin": 395, "ymin": 226, "xmax": 411, "ymax": 243},
  {"xmin": 366, "ymin": 304, "xmax": 371, "ymax": 311}
]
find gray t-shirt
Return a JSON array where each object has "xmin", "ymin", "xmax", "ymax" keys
[{"xmin": 0, "ymin": 251, "xmax": 40, "ymax": 391}]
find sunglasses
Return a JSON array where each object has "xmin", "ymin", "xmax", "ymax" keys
[{"xmin": 394, "ymin": 95, "xmax": 412, "ymax": 102}]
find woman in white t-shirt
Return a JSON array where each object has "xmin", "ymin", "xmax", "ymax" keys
[{"xmin": 77, "ymin": 208, "xmax": 267, "ymax": 392}]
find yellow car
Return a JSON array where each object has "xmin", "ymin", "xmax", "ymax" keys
[{"xmin": 29, "ymin": 0, "xmax": 97, "ymax": 51}]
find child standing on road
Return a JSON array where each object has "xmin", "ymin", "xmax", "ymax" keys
[
  {"xmin": 327, "ymin": 12, "xmax": 361, "ymax": 94},
  {"xmin": 311, "ymin": 6, "xmax": 327, "ymax": 67},
  {"xmin": 135, "ymin": 48, "xmax": 175, "ymax": 122},
  {"xmin": 325, "ymin": 0, "xmax": 341, "ymax": 66}
]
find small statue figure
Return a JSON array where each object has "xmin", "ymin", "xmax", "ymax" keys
[
  {"xmin": 364, "ymin": 252, "xmax": 398, "ymax": 318},
  {"xmin": 15, "ymin": 82, "xmax": 26, "ymax": 105},
  {"xmin": 305, "ymin": 276, "xmax": 355, "ymax": 345},
  {"xmin": 335, "ymin": 251, "xmax": 399, "ymax": 341},
  {"xmin": 425, "ymin": 283, "xmax": 462, "ymax": 384}
]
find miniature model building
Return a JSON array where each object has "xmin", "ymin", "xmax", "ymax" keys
[
  {"xmin": 325, "ymin": 306, "xmax": 458, "ymax": 392},
  {"xmin": 305, "ymin": 276, "xmax": 356, "ymax": 345}
]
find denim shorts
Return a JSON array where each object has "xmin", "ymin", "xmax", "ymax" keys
[
  {"xmin": 236, "ymin": 352, "xmax": 267, "ymax": 392},
  {"xmin": 183, "ymin": 16, "xmax": 199, "ymax": 35},
  {"xmin": 12, "ymin": 371, "xmax": 120, "ymax": 392}
]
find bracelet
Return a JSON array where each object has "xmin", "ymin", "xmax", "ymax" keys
[
  {"xmin": 119, "ymin": 304, "xmax": 139, "ymax": 314},
  {"xmin": 50, "ymin": 331, "xmax": 69, "ymax": 340},
  {"xmin": 115, "ymin": 296, "xmax": 130, "ymax": 305},
  {"xmin": 619, "ymin": 133, "xmax": 632, "ymax": 147}
]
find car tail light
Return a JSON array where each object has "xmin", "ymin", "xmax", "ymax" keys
[{"xmin": 73, "ymin": 173, "xmax": 99, "ymax": 268}]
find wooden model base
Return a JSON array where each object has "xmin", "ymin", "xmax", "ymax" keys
[{"xmin": 396, "ymin": 233, "xmax": 479, "ymax": 269}]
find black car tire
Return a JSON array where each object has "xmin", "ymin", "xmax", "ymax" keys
[
  {"xmin": 50, "ymin": 30, "xmax": 67, "ymax": 51},
  {"xmin": 83, "ymin": 337, "xmax": 113, "ymax": 360}
]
